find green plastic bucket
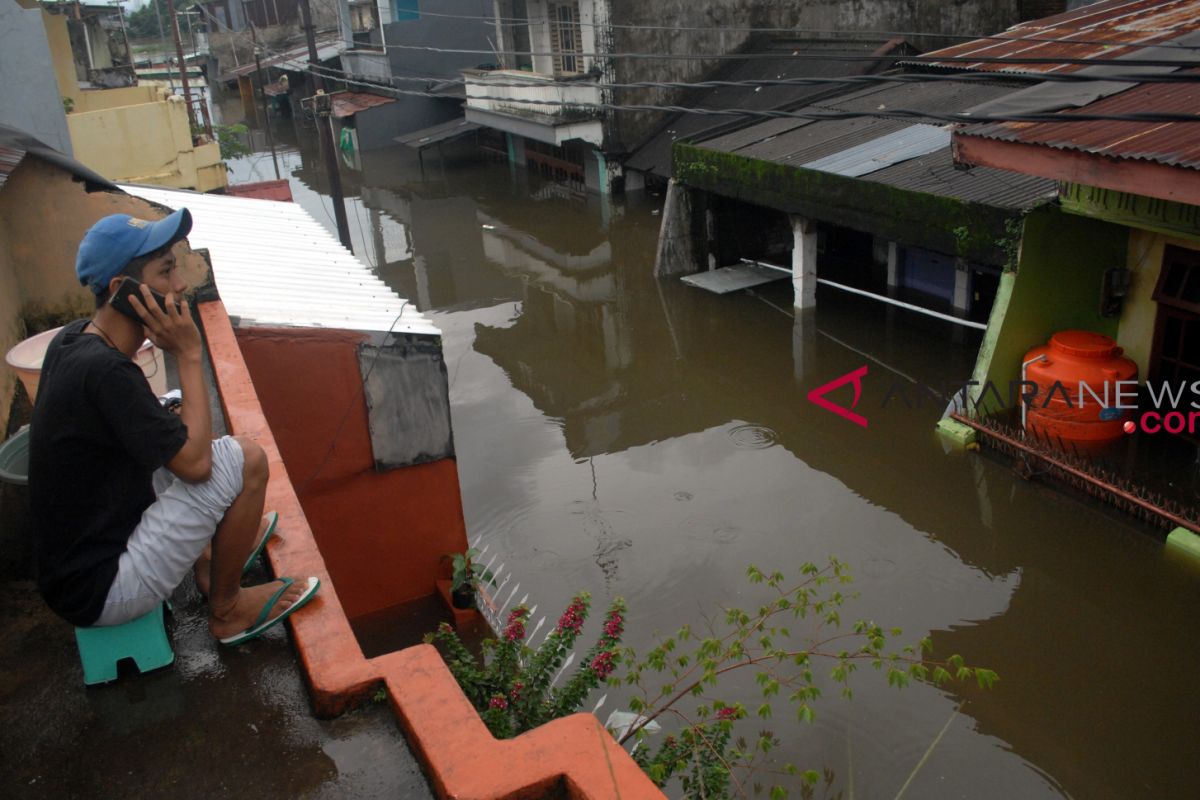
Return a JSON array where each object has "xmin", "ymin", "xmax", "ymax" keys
[{"xmin": 0, "ymin": 425, "xmax": 30, "ymax": 486}]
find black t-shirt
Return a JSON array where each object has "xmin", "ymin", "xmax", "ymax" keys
[{"xmin": 29, "ymin": 320, "xmax": 188, "ymax": 626}]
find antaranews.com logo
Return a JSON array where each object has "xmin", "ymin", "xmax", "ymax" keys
[{"xmin": 807, "ymin": 366, "xmax": 1200, "ymax": 434}]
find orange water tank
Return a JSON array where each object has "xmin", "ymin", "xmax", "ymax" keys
[{"xmin": 1023, "ymin": 330, "xmax": 1138, "ymax": 446}]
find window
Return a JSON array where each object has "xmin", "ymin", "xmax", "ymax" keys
[
  {"xmin": 349, "ymin": 1, "xmax": 380, "ymax": 49},
  {"xmin": 392, "ymin": 0, "xmax": 419, "ymax": 22},
  {"xmin": 550, "ymin": 3, "xmax": 582, "ymax": 75},
  {"xmin": 1150, "ymin": 245, "xmax": 1200, "ymax": 385}
]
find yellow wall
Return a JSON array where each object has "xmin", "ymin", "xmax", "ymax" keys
[
  {"xmin": 1116, "ymin": 230, "xmax": 1200, "ymax": 376},
  {"xmin": 74, "ymin": 85, "xmax": 162, "ymax": 113},
  {"xmin": 66, "ymin": 95, "xmax": 227, "ymax": 191},
  {"xmin": 41, "ymin": 9, "xmax": 79, "ymax": 105},
  {"xmin": 0, "ymin": 156, "xmax": 212, "ymax": 431}
]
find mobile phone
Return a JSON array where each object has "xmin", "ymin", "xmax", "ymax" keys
[{"xmin": 109, "ymin": 277, "xmax": 182, "ymax": 322}]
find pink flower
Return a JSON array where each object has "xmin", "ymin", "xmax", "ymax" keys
[
  {"xmin": 505, "ymin": 607, "xmax": 529, "ymax": 641},
  {"xmin": 556, "ymin": 597, "xmax": 587, "ymax": 635},
  {"xmin": 591, "ymin": 650, "xmax": 615, "ymax": 679},
  {"xmin": 603, "ymin": 612, "xmax": 624, "ymax": 639},
  {"xmin": 509, "ymin": 681, "xmax": 524, "ymax": 702},
  {"xmin": 488, "ymin": 695, "xmax": 508, "ymax": 710},
  {"xmin": 716, "ymin": 706, "xmax": 737, "ymax": 721}
]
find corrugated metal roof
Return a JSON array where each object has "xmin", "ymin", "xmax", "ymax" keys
[
  {"xmin": 331, "ymin": 92, "xmax": 397, "ymax": 118},
  {"xmin": 958, "ymin": 70, "xmax": 1200, "ymax": 170},
  {"xmin": 863, "ymin": 148, "xmax": 1057, "ymax": 209},
  {"xmin": 625, "ymin": 37, "xmax": 915, "ymax": 177},
  {"xmin": 801, "ymin": 124, "xmax": 951, "ymax": 177},
  {"xmin": 695, "ymin": 80, "xmax": 1016, "ymax": 165},
  {"xmin": 920, "ymin": 0, "xmax": 1200, "ymax": 74},
  {"xmin": 0, "ymin": 146, "xmax": 25, "ymax": 190},
  {"xmin": 118, "ymin": 184, "xmax": 437, "ymax": 336},
  {"xmin": 691, "ymin": 79, "xmax": 1056, "ymax": 209},
  {"xmin": 226, "ymin": 179, "xmax": 294, "ymax": 202},
  {"xmin": 223, "ymin": 37, "xmax": 343, "ymax": 80}
]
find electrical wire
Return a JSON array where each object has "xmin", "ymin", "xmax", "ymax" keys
[
  {"xmin": 392, "ymin": 8, "xmax": 1200, "ymax": 52},
  {"xmin": 294, "ymin": 300, "xmax": 410, "ymax": 495},
  {"xmin": 348, "ymin": 40, "xmax": 1200, "ymax": 69},
  {"xmin": 315, "ymin": 63, "xmax": 1200, "ymax": 91},
  {"xmin": 285, "ymin": 57, "xmax": 1200, "ymax": 125}
]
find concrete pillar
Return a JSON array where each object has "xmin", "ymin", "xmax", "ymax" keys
[
  {"xmin": 886, "ymin": 241, "xmax": 901, "ymax": 289},
  {"xmin": 953, "ymin": 258, "xmax": 972, "ymax": 314},
  {"xmin": 791, "ymin": 215, "xmax": 817, "ymax": 309},
  {"xmin": 654, "ymin": 178, "xmax": 699, "ymax": 277}
]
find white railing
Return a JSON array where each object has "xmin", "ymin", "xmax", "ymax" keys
[{"xmin": 462, "ymin": 69, "xmax": 602, "ymax": 120}]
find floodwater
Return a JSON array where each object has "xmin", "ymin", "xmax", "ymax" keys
[{"xmin": 222, "ymin": 105, "xmax": 1200, "ymax": 799}]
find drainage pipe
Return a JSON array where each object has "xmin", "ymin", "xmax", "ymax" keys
[{"xmin": 736, "ymin": 261, "xmax": 988, "ymax": 330}]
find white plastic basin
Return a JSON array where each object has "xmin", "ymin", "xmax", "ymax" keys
[{"xmin": 5, "ymin": 326, "xmax": 167, "ymax": 403}]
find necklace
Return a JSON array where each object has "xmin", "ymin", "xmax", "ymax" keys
[{"xmin": 88, "ymin": 318, "xmax": 118, "ymax": 350}]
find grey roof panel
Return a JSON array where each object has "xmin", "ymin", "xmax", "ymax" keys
[
  {"xmin": 800, "ymin": 124, "xmax": 951, "ymax": 177},
  {"xmin": 862, "ymin": 148, "xmax": 1057, "ymax": 209}
]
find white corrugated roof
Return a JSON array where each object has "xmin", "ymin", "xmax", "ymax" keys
[{"xmin": 119, "ymin": 184, "xmax": 437, "ymax": 336}]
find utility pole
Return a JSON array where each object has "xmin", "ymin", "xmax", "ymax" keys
[
  {"xmin": 165, "ymin": 0, "xmax": 196, "ymax": 130},
  {"xmin": 247, "ymin": 20, "xmax": 281, "ymax": 180},
  {"xmin": 298, "ymin": 0, "xmax": 352, "ymax": 252}
]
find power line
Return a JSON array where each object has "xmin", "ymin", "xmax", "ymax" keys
[
  {"xmin": 288, "ymin": 57, "xmax": 1200, "ymax": 125},
  {"xmin": 354, "ymin": 66, "xmax": 1200, "ymax": 92},
  {"xmin": 378, "ymin": 8, "xmax": 1200, "ymax": 52},
  {"xmin": 358, "ymin": 40, "xmax": 1200, "ymax": 69}
]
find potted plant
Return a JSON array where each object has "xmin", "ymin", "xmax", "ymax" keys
[{"xmin": 446, "ymin": 548, "xmax": 494, "ymax": 609}]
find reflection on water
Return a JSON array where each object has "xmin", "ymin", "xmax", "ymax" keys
[{"xmin": 223, "ymin": 100, "xmax": 1200, "ymax": 799}]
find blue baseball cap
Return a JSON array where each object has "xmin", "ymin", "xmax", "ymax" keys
[{"xmin": 75, "ymin": 208, "xmax": 193, "ymax": 295}]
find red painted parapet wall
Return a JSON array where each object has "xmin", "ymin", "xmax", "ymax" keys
[
  {"xmin": 197, "ymin": 300, "xmax": 664, "ymax": 799},
  {"xmin": 231, "ymin": 325, "xmax": 466, "ymax": 620}
]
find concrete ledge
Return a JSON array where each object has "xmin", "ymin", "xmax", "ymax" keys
[
  {"xmin": 936, "ymin": 417, "xmax": 978, "ymax": 447},
  {"xmin": 1166, "ymin": 527, "xmax": 1200, "ymax": 562},
  {"xmin": 197, "ymin": 299, "xmax": 664, "ymax": 800}
]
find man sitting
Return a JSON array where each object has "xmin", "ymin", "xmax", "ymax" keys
[{"xmin": 29, "ymin": 209, "xmax": 318, "ymax": 646}]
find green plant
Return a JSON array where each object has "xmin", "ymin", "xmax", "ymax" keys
[
  {"xmin": 997, "ymin": 216, "xmax": 1024, "ymax": 272},
  {"xmin": 426, "ymin": 593, "xmax": 626, "ymax": 739},
  {"xmin": 951, "ymin": 224, "xmax": 970, "ymax": 257},
  {"xmin": 618, "ymin": 560, "xmax": 997, "ymax": 798},
  {"xmin": 214, "ymin": 123, "xmax": 251, "ymax": 161},
  {"xmin": 62, "ymin": 96, "xmax": 74, "ymax": 114},
  {"xmin": 447, "ymin": 547, "xmax": 495, "ymax": 594}
]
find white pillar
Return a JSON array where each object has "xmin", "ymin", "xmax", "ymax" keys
[
  {"xmin": 792, "ymin": 308, "xmax": 817, "ymax": 383},
  {"xmin": 887, "ymin": 241, "xmax": 900, "ymax": 289},
  {"xmin": 791, "ymin": 215, "xmax": 817, "ymax": 309},
  {"xmin": 953, "ymin": 257, "xmax": 971, "ymax": 314}
]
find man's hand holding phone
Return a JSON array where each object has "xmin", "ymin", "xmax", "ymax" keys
[{"xmin": 115, "ymin": 278, "xmax": 202, "ymax": 364}]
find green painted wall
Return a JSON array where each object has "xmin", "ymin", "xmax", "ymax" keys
[
  {"xmin": 673, "ymin": 143, "xmax": 1022, "ymax": 267},
  {"xmin": 968, "ymin": 205, "xmax": 1128, "ymax": 412}
]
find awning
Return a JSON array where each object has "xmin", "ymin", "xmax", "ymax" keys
[
  {"xmin": 395, "ymin": 118, "xmax": 481, "ymax": 150},
  {"xmin": 331, "ymin": 91, "xmax": 397, "ymax": 118}
]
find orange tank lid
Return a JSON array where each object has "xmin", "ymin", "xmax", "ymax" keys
[{"xmin": 1048, "ymin": 330, "xmax": 1119, "ymax": 359}]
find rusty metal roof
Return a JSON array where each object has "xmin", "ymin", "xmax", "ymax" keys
[
  {"xmin": 331, "ymin": 91, "xmax": 397, "ymax": 118},
  {"xmin": 920, "ymin": 0, "xmax": 1200, "ymax": 74},
  {"xmin": 957, "ymin": 77, "xmax": 1200, "ymax": 170}
]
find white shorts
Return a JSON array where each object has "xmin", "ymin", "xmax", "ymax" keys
[{"xmin": 94, "ymin": 436, "xmax": 245, "ymax": 626}]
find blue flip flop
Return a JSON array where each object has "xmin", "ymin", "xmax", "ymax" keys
[
  {"xmin": 218, "ymin": 576, "xmax": 320, "ymax": 647},
  {"xmin": 242, "ymin": 511, "xmax": 279, "ymax": 575}
]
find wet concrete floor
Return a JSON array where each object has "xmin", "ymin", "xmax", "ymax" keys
[
  {"xmin": 227, "ymin": 106, "xmax": 1200, "ymax": 799},
  {"xmin": 0, "ymin": 577, "xmax": 430, "ymax": 799}
]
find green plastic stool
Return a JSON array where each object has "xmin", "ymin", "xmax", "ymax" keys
[{"xmin": 74, "ymin": 603, "xmax": 174, "ymax": 685}]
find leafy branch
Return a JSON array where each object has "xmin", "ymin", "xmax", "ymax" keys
[{"xmin": 616, "ymin": 559, "xmax": 997, "ymax": 798}]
